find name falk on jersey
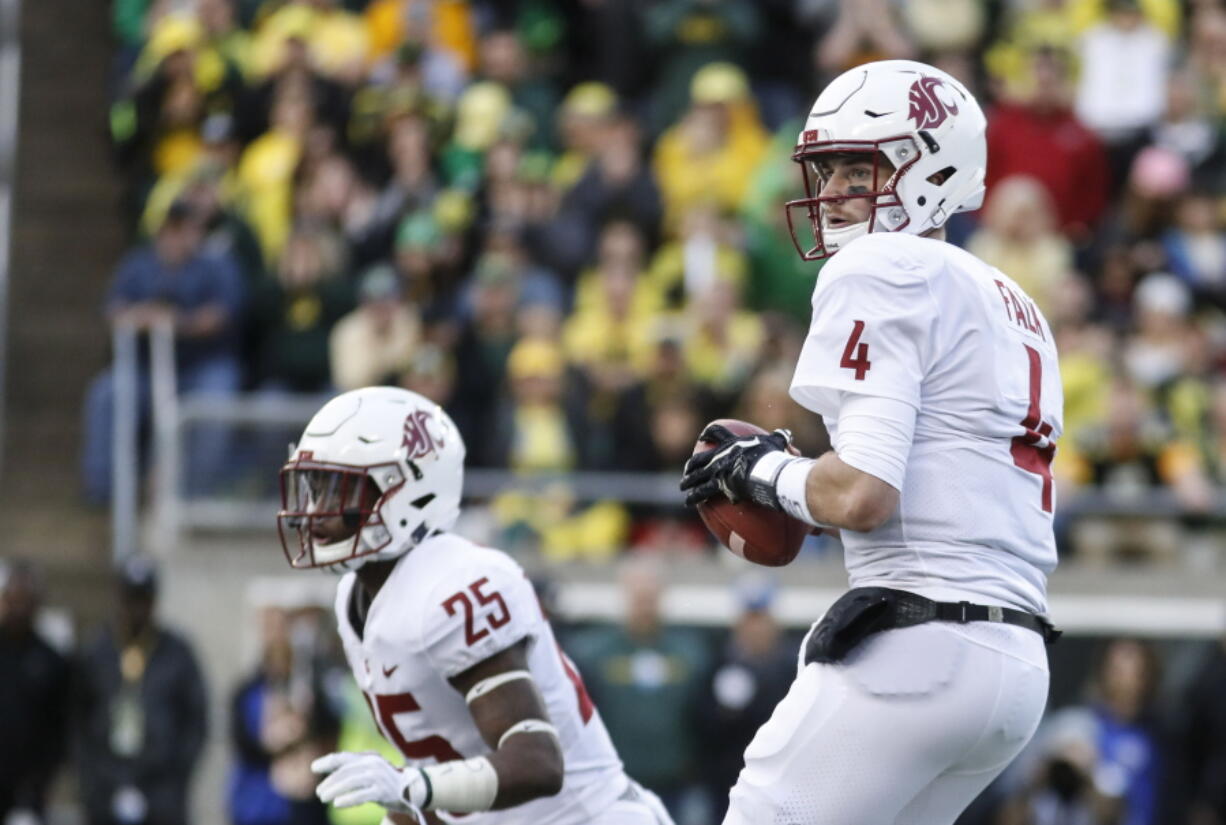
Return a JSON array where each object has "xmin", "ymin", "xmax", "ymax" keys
[{"xmin": 993, "ymin": 280, "xmax": 1046, "ymax": 341}]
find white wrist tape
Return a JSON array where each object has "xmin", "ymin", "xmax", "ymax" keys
[
  {"xmin": 465, "ymin": 670, "xmax": 533, "ymax": 704},
  {"xmin": 775, "ymin": 457, "xmax": 823, "ymax": 528},
  {"xmin": 497, "ymin": 719, "xmax": 559, "ymax": 749},
  {"xmin": 419, "ymin": 756, "xmax": 499, "ymax": 812},
  {"xmin": 748, "ymin": 450, "xmax": 793, "ymax": 487}
]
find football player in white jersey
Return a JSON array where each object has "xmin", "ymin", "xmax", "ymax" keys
[
  {"xmin": 681, "ymin": 60, "xmax": 1064, "ymax": 824},
  {"xmin": 277, "ymin": 386, "xmax": 674, "ymax": 825}
]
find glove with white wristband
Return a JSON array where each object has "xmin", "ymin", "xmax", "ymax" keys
[
  {"xmin": 312, "ymin": 752, "xmax": 423, "ymax": 814},
  {"xmin": 312, "ymin": 750, "xmax": 499, "ymax": 816},
  {"xmin": 680, "ymin": 423, "xmax": 820, "ymax": 528}
]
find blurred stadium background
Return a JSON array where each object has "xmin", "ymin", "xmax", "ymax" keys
[{"xmin": 1, "ymin": 0, "xmax": 1225, "ymax": 824}]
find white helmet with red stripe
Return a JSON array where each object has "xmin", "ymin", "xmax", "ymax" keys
[
  {"xmin": 786, "ymin": 59, "xmax": 987, "ymax": 259},
  {"xmin": 278, "ymin": 387, "xmax": 465, "ymax": 570}
]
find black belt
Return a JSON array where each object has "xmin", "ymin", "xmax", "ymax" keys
[
  {"xmin": 804, "ymin": 587, "xmax": 1061, "ymax": 665},
  {"xmin": 894, "ymin": 590, "xmax": 1062, "ymax": 643}
]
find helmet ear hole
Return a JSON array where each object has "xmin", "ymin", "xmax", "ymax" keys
[{"xmin": 927, "ymin": 166, "xmax": 956, "ymax": 186}]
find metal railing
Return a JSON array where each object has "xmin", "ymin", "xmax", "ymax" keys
[
  {"xmin": 0, "ymin": 0, "xmax": 22, "ymax": 480},
  {"xmin": 105, "ymin": 331, "xmax": 1226, "ymax": 544},
  {"xmin": 111, "ymin": 318, "xmax": 177, "ymax": 561},
  {"xmin": 149, "ymin": 391, "xmax": 1226, "ymax": 540},
  {"xmin": 110, "ymin": 323, "xmax": 139, "ymax": 558}
]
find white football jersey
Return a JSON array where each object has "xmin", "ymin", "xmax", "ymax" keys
[
  {"xmin": 333, "ymin": 533, "xmax": 626, "ymax": 825},
  {"xmin": 791, "ymin": 232, "xmax": 1063, "ymax": 614}
]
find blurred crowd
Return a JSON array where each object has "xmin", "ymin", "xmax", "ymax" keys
[
  {"xmin": 3, "ymin": 556, "xmax": 1226, "ymax": 825},
  {"xmin": 83, "ymin": 0, "xmax": 1226, "ymax": 563}
]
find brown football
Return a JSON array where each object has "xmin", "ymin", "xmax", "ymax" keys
[{"xmin": 693, "ymin": 419, "xmax": 809, "ymax": 567}]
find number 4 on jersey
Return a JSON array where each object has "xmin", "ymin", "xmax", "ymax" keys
[{"xmin": 840, "ymin": 320, "xmax": 872, "ymax": 380}]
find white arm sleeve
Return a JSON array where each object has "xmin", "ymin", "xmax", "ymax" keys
[{"xmin": 834, "ymin": 393, "xmax": 917, "ymax": 492}]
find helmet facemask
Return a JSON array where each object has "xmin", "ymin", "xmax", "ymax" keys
[
  {"xmin": 277, "ymin": 459, "xmax": 403, "ymax": 570},
  {"xmin": 785, "ymin": 138, "xmax": 921, "ymax": 260}
]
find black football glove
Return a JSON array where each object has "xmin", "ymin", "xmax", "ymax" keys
[{"xmin": 680, "ymin": 424, "xmax": 795, "ymax": 509}]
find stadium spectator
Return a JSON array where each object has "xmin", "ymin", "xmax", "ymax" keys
[
  {"xmin": 1187, "ymin": 3, "xmax": 1226, "ymax": 123},
  {"xmin": 815, "ymin": 0, "xmax": 915, "ymax": 74},
  {"xmin": 75, "ymin": 557, "xmax": 208, "ymax": 825},
  {"xmin": 1149, "ymin": 68, "xmax": 1220, "ymax": 174},
  {"xmin": 1128, "ymin": 145, "xmax": 1193, "ymax": 239},
  {"xmin": 1065, "ymin": 376, "xmax": 1211, "ymax": 563},
  {"xmin": 390, "ymin": 208, "xmax": 463, "ymax": 326},
  {"xmin": 1084, "ymin": 639, "xmax": 1168, "ymax": 825},
  {"xmin": 543, "ymin": 112, "xmax": 662, "ymax": 279},
  {"xmin": 1074, "ymin": 0, "xmax": 1173, "ymax": 191},
  {"xmin": 551, "ymin": 82, "xmax": 619, "ymax": 191},
  {"xmin": 353, "ymin": 112, "xmax": 440, "ymax": 265},
  {"xmin": 1124, "ymin": 274, "xmax": 1195, "ymax": 391},
  {"xmin": 901, "ymin": 0, "xmax": 986, "ymax": 56},
  {"xmin": 246, "ymin": 0, "xmax": 369, "ymax": 87},
  {"xmin": 1161, "ymin": 190, "xmax": 1226, "ymax": 309},
  {"xmin": 329, "ymin": 264, "xmax": 419, "ymax": 392},
  {"xmin": 447, "ymin": 254, "xmax": 523, "ymax": 458},
  {"xmin": 986, "ymin": 46, "xmax": 1112, "ymax": 240},
  {"xmin": 998, "ymin": 709, "xmax": 1125, "ymax": 825},
  {"xmin": 81, "ymin": 200, "xmax": 245, "ymax": 503},
  {"xmin": 695, "ymin": 576, "xmax": 794, "ymax": 822},
  {"xmin": 197, "ymin": 0, "xmax": 250, "ymax": 78},
  {"xmin": 678, "ymin": 271, "xmax": 763, "ymax": 404},
  {"xmin": 653, "ymin": 62, "xmax": 768, "ymax": 232},
  {"xmin": 236, "ymin": 87, "xmax": 314, "ymax": 262},
  {"xmin": 648, "ymin": 205, "xmax": 747, "ymax": 310},
  {"xmin": 468, "ymin": 225, "xmax": 564, "ymax": 320},
  {"xmin": 567, "ymin": 558, "xmax": 710, "ymax": 819},
  {"xmin": 476, "ymin": 29, "xmax": 558, "ymax": 150},
  {"xmin": 643, "ymin": 0, "xmax": 762, "ymax": 136},
  {"xmin": 227, "ymin": 607, "xmax": 338, "ymax": 825},
  {"xmin": 248, "ymin": 225, "xmax": 354, "ymax": 393},
  {"xmin": 739, "ymin": 119, "xmax": 823, "ymax": 324},
  {"xmin": 142, "ymin": 117, "xmax": 265, "ymax": 285},
  {"xmin": 362, "ymin": 0, "xmax": 475, "ymax": 92},
  {"xmin": 968, "ymin": 176, "xmax": 1076, "ymax": 317},
  {"xmin": 481, "ymin": 336, "xmax": 583, "ymax": 472},
  {"xmin": 0, "ymin": 560, "xmax": 71, "ymax": 825},
  {"xmin": 564, "ymin": 220, "xmax": 660, "ymax": 385},
  {"xmin": 396, "ymin": 343, "xmax": 455, "ymax": 410},
  {"xmin": 111, "ymin": 13, "xmax": 245, "ymax": 216},
  {"xmin": 1177, "ymin": 635, "xmax": 1226, "ymax": 825}
]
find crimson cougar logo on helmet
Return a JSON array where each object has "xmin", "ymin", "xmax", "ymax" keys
[
  {"xmin": 401, "ymin": 409, "xmax": 445, "ymax": 459},
  {"xmin": 908, "ymin": 76, "xmax": 959, "ymax": 130}
]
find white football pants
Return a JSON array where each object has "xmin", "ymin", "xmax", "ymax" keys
[
  {"xmin": 590, "ymin": 780, "xmax": 676, "ymax": 825},
  {"xmin": 723, "ymin": 620, "xmax": 1049, "ymax": 825}
]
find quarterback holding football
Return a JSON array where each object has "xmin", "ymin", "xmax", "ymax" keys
[
  {"xmin": 682, "ymin": 60, "xmax": 1064, "ymax": 824},
  {"xmin": 278, "ymin": 386, "xmax": 673, "ymax": 825}
]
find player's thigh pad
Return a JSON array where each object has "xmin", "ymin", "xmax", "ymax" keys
[
  {"xmin": 724, "ymin": 623, "xmax": 1048, "ymax": 825},
  {"xmin": 588, "ymin": 781, "xmax": 676, "ymax": 825}
]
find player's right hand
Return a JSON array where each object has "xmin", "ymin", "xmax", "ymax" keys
[
  {"xmin": 312, "ymin": 751, "xmax": 428, "ymax": 815},
  {"xmin": 681, "ymin": 424, "xmax": 794, "ymax": 508}
]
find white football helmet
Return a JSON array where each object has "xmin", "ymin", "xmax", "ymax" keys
[
  {"xmin": 277, "ymin": 387, "xmax": 465, "ymax": 570},
  {"xmin": 786, "ymin": 59, "xmax": 987, "ymax": 259}
]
